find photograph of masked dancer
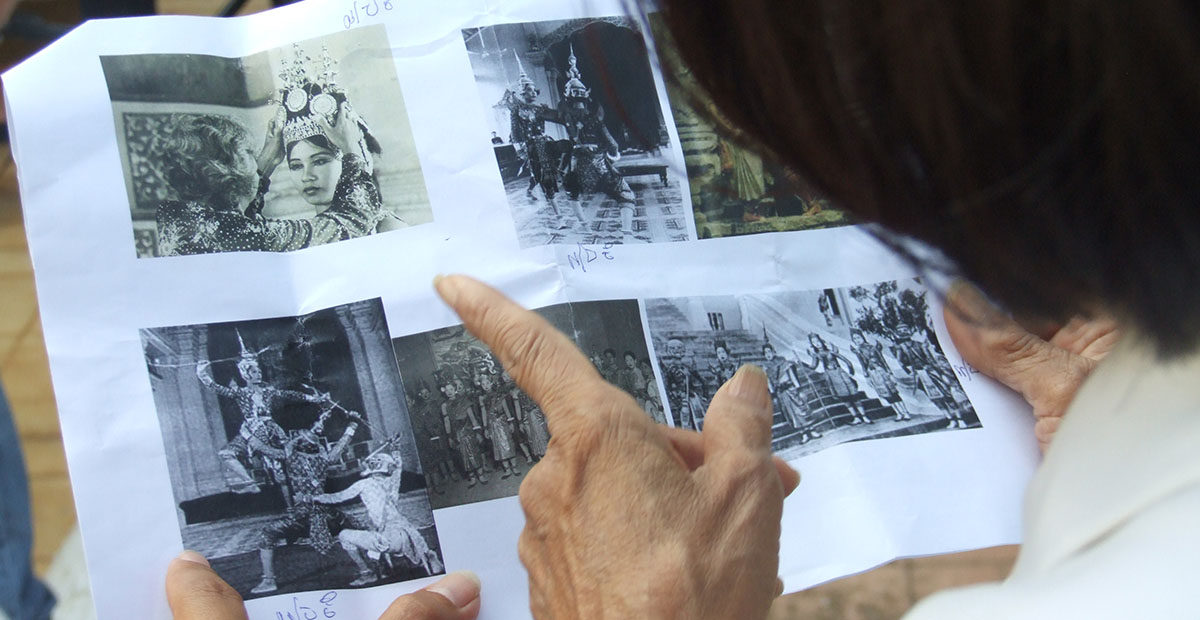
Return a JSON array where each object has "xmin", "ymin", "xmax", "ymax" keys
[
  {"xmin": 463, "ymin": 17, "xmax": 689, "ymax": 247},
  {"xmin": 102, "ymin": 25, "xmax": 431, "ymax": 257},
  {"xmin": 314, "ymin": 451, "xmax": 444, "ymax": 588},
  {"xmin": 141, "ymin": 298, "xmax": 443, "ymax": 599}
]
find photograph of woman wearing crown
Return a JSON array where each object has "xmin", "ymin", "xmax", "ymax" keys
[
  {"xmin": 101, "ymin": 25, "xmax": 432, "ymax": 258},
  {"xmin": 463, "ymin": 17, "xmax": 690, "ymax": 248}
]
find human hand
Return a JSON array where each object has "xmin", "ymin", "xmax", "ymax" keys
[
  {"xmin": 944, "ymin": 281, "xmax": 1121, "ymax": 453},
  {"xmin": 317, "ymin": 101, "xmax": 365, "ymax": 156},
  {"xmin": 256, "ymin": 114, "xmax": 285, "ymax": 176},
  {"xmin": 434, "ymin": 275, "xmax": 799, "ymax": 620},
  {"xmin": 165, "ymin": 551, "xmax": 481, "ymax": 619}
]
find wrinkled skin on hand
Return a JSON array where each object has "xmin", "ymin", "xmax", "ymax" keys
[
  {"xmin": 435, "ymin": 275, "xmax": 800, "ymax": 620},
  {"xmin": 945, "ymin": 281, "xmax": 1122, "ymax": 453}
]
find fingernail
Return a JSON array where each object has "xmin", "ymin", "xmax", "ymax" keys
[
  {"xmin": 728, "ymin": 365, "xmax": 770, "ymax": 409},
  {"xmin": 176, "ymin": 550, "xmax": 209, "ymax": 567},
  {"xmin": 426, "ymin": 571, "xmax": 481, "ymax": 609},
  {"xmin": 433, "ymin": 274, "xmax": 457, "ymax": 305},
  {"xmin": 947, "ymin": 279, "xmax": 1002, "ymax": 324}
]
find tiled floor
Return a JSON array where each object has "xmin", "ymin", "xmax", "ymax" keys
[{"xmin": 0, "ymin": 1, "xmax": 1019, "ymax": 617}]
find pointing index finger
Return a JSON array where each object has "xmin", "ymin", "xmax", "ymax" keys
[{"xmin": 434, "ymin": 275, "xmax": 606, "ymax": 433}]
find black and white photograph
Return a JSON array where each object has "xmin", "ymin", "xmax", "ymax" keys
[
  {"xmin": 392, "ymin": 299, "xmax": 660, "ymax": 509},
  {"xmin": 463, "ymin": 17, "xmax": 689, "ymax": 247},
  {"xmin": 140, "ymin": 299, "xmax": 444, "ymax": 599},
  {"xmin": 103, "ymin": 25, "xmax": 432, "ymax": 258},
  {"xmin": 644, "ymin": 279, "xmax": 979, "ymax": 461}
]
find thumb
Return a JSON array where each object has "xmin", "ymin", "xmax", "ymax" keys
[
  {"xmin": 165, "ymin": 551, "xmax": 247, "ymax": 620},
  {"xmin": 703, "ymin": 365, "xmax": 774, "ymax": 454},
  {"xmin": 380, "ymin": 571, "xmax": 482, "ymax": 620}
]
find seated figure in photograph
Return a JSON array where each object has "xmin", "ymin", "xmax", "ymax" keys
[
  {"xmin": 314, "ymin": 451, "xmax": 443, "ymax": 587},
  {"xmin": 252, "ymin": 410, "xmax": 359, "ymax": 595},
  {"xmin": 557, "ymin": 46, "xmax": 640, "ymax": 239}
]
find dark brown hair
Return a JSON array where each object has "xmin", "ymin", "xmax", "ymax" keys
[{"xmin": 655, "ymin": 0, "xmax": 1200, "ymax": 356}]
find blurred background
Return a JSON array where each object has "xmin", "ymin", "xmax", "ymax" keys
[{"xmin": 0, "ymin": 1, "xmax": 1016, "ymax": 618}]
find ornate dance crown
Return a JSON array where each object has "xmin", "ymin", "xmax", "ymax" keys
[
  {"xmin": 562, "ymin": 44, "xmax": 591, "ymax": 100},
  {"xmin": 278, "ymin": 43, "xmax": 344, "ymax": 145},
  {"xmin": 235, "ymin": 330, "xmax": 259, "ymax": 374},
  {"xmin": 514, "ymin": 52, "xmax": 538, "ymax": 96}
]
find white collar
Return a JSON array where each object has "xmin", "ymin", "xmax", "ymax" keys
[{"xmin": 1014, "ymin": 336, "xmax": 1200, "ymax": 574}]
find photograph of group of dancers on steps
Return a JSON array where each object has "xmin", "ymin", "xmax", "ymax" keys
[
  {"xmin": 391, "ymin": 299, "xmax": 655, "ymax": 509},
  {"xmin": 102, "ymin": 25, "xmax": 431, "ymax": 258},
  {"xmin": 140, "ymin": 299, "xmax": 443, "ymax": 600},
  {"xmin": 463, "ymin": 16, "xmax": 689, "ymax": 247},
  {"xmin": 644, "ymin": 278, "xmax": 979, "ymax": 461}
]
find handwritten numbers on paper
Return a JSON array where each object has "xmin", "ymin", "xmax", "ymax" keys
[
  {"xmin": 343, "ymin": 0, "xmax": 396, "ymax": 29},
  {"xmin": 566, "ymin": 242, "xmax": 617, "ymax": 273},
  {"xmin": 274, "ymin": 591, "xmax": 338, "ymax": 620}
]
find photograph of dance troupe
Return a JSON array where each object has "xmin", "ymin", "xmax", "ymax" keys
[
  {"xmin": 392, "ymin": 299, "xmax": 660, "ymax": 509},
  {"xmin": 646, "ymin": 15, "xmax": 853, "ymax": 239},
  {"xmin": 141, "ymin": 299, "xmax": 444, "ymax": 599},
  {"xmin": 463, "ymin": 16, "xmax": 689, "ymax": 247},
  {"xmin": 101, "ymin": 25, "xmax": 432, "ymax": 258},
  {"xmin": 645, "ymin": 278, "xmax": 979, "ymax": 461}
]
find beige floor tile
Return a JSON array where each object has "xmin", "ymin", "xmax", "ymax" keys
[
  {"xmin": 909, "ymin": 546, "xmax": 1018, "ymax": 601},
  {"xmin": 29, "ymin": 475, "xmax": 76, "ymax": 574},
  {"xmin": 770, "ymin": 562, "xmax": 912, "ymax": 620},
  {"xmin": 2, "ymin": 326, "xmax": 59, "ymax": 439},
  {"xmin": 21, "ymin": 434, "xmax": 69, "ymax": 478}
]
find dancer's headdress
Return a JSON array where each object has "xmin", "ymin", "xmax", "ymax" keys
[
  {"xmin": 514, "ymin": 52, "xmax": 538, "ymax": 97},
  {"xmin": 276, "ymin": 44, "xmax": 380, "ymax": 154},
  {"xmin": 362, "ymin": 452, "xmax": 398, "ymax": 476},
  {"xmin": 562, "ymin": 44, "xmax": 591, "ymax": 100},
  {"xmin": 235, "ymin": 330, "xmax": 259, "ymax": 375}
]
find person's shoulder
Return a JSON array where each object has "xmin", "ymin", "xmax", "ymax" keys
[{"xmin": 907, "ymin": 484, "xmax": 1200, "ymax": 620}]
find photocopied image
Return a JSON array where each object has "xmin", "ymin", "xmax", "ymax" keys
[
  {"xmin": 140, "ymin": 298, "xmax": 444, "ymax": 599},
  {"xmin": 102, "ymin": 25, "xmax": 432, "ymax": 258},
  {"xmin": 463, "ymin": 16, "xmax": 689, "ymax": 247},
  {"xmin": 647, "ymin": 14, "xmax": 852, "ymax": 239},
  {"xmin": 645, "ymin": 279, "xmax": 979, "ymax": 461},
  {"xmin": 392, "ymin": 299, "xmax": 661, "ymax": 509}
]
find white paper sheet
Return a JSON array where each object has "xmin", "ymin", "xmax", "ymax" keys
[{"xmin": 3, "ymin": 1, "xmax": 1039, "ymax": 618}]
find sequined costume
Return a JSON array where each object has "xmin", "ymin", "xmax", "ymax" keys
[
  {"xmin": 156, "ymin": 154, "xmax": 386, "ymax": 256},
  {"xmin": 442, "ymin": 395, "xmax": 485, "ymax": 472},
  {"xmin": 509, "ymin": 99, "xmax": 564, "ymax": 199},
  {"xmin": 893, "ymin": 335, "xmax": 953, "ymax": 401},
  {"xmin": 197, "ymin": 363, "xmax": 323, "ymax": 489},
  {"xmin": 259, "ymin": 423, "xmax": 358, "ymax": 555},
  {"xmin": 806, "ymin": 345, "xmax": 859, "ymax": 398},
  {"xmin": 514, "ymin": 391, "xmax": 550, "ymax": 458},
  {"xmin": 762, "ymin": 355, "xmax": 810, "ymax": 431},
  {"xmin": 559, "ymin": 99, "xmax": 634, "ymax": 203},
  {"xmin": 412, "ymin": 396, "xmax": 452, "ymax": 473},
  {"xmin": 479, "ymin": 389, "xmax": 517, "ymax": 462},
  {"xmin": 853, "ymin": 341, "xmax": 901, "ymax": 403},
  {"xmin": 708, "ymin": 358, "xmax": 740, "ymax": 388},
  {"xmin": 317, "ymin": 465, "xmax": 441, "ymax": 574},
  {"xmin": 663, "ymin": 360, "xmax": 707, "ymax": 431}
]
